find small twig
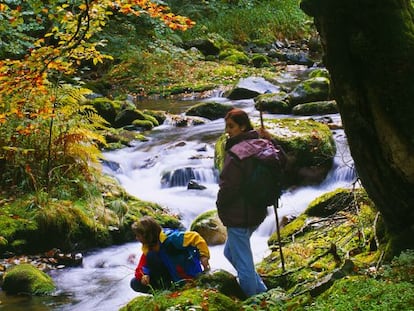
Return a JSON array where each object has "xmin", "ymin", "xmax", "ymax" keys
[
  {"xmin": 373, "ymin": 211, "xmax": 380, "ymax": 250},
  {"xmin": 376, "ymin": 251, "xmax": 385, "ymax": 271}
]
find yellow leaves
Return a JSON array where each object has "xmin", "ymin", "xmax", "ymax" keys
[
  {"xmin": 16, "ymin": 124, "xmax": 36, "ymax": 136},
  {"xmin": 2, "ymin": 146, "xmax": 35, "ymax": 155},
  {"xmin": 110, "ymin": 0, "xmax": 194, "ymax": 31},
  {"xmin": 79, "ymin": 3, "xmax": 88, "ymax": 11},
  {"xmin": 0, "ymin": 4, "xmax": 7, "ymax": 11}
]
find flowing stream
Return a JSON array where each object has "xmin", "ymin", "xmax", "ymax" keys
[{"xmin": 0, "ymin": 94, "xmax": 356, "ymax": 311}]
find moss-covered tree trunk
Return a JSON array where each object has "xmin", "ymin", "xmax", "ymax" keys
[{"xmin": 300, "ymin": 0, "xmax": 414, "ymax": 256}]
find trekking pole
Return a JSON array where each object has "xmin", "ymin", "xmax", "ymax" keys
[
  {"xmin": 260, "ymin": 104, "xmax": 286, "ymax": 273},
  {"xmin": 273, "ymin": 197, "xmax": 286, "ymax": 272},
  {"xmin": 259, "ymin": 104, "xmax": 265, "ymax": 129}
]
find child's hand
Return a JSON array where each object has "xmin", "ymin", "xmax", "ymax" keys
[
  {"xmin": 141, "ymin": 274, "xmax": 150, "ymax": 285},
  {"xmin": 200, "ymin": 256, "xmax": 210, "ymax": 271}
]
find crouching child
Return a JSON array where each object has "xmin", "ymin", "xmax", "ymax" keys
[{"xmin": 130, "ymin": 216, "xmax": 210, "ymax": 293}]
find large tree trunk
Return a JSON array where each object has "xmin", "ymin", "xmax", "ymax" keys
[{"xmin": 300, "ymin": 0, "xmax": 414, "ymax": 256}]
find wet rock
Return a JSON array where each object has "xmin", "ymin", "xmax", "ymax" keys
[
  {"xmin": 187, "ymin": 180, "xmax": 207, "ymax": 190},
  {"xmin": 226, "ymin": 77, "xmax": 280, "ymax": 100},
  {"xmin": 185, "ymin": 101, "xmax": 232, "ymax": 120},
  {"xmin": 190, "ymin": 210, "xmax": 226, "ymax": 246}
]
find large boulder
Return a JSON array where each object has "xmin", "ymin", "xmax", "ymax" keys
[
  {"xmin": 190, "ymin": 210, "xmax": 227, "ymax": 246},
  {"xmin": 287, "ymin": 76, "xmax": 331, "ymax": 107},
  {"xmin": 254, "ymin": 91, "xmax": 290, "ymax": 114},
  {"xmin": 185, "ymin": 102, "xmax": 233, "ymax": 120},
  {"xmin": 225, "ymin": 77, "xmax": 280, "ymax": 100},
  {"xmin": 214, "ymin": 118, "xmax": 336, "ymax": 189},
  {"xmin": 180, "ymin": 39, "xmax": 220, "ymax": 56},
  {"xmin": 292, "ymin": 100, "xmax": 338, "ymax": 116}
]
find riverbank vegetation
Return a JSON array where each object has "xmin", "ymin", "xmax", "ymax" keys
[{"xmin": 1, "ymin": 0, "xmax": 413, "ymax": 310}]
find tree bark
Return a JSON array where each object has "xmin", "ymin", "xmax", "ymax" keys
[{"xmin": 300, "ymin": 0, "xmax": 414, "ymax": 256}]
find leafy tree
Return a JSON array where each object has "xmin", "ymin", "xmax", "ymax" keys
[
  {"xmin": 0, "ymin": 0, "xmax": 193, "ymax": 196},
  {"xmin": 300, "ymin": 0, "xmax": 414, "ymax": 257}
]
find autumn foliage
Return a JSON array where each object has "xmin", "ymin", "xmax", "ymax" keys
[{"xmin": 0, "ymin": 0, "xmax": 193, "ymax": 195}]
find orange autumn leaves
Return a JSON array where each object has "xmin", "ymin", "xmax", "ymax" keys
[{"xmin": 0, "ymin": 0, "xmax": 194, "ymax": 125}]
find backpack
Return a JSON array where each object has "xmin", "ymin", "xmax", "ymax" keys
[{"xmin": 242, "ymin": 143, "xmax": 287, "ymax": 208}]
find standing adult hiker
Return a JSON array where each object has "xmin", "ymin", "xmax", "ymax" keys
[
  {"xmin": 216, "ymin": 108, "xmax": 286, "ymax": 298},
  {"xmin": 129, "ymin": 216, "xmax": 210, "ymax": 293}
]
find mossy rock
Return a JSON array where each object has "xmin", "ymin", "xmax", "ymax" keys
[
  {"xmin": 261, "ymin": 188, "xmax": 379, "ymax": 294},
  {"xmin": 214, "ymin": 117, "xmax": 336, "ymax": 187},
  {"xmin": 195, "ymin": 269, "xmax": 246, "ymax": 300},
  {"xmin": 251, "ymin": 53, "xmax": 270, "ymax": 68},
  {"xmin": 143, "ymin": 109, "xmax": 167, "ymax": 125},
  {"xmin": 287, "ymin": 77, "xmax": 331, "ymax": 106},
  {"xmin": 219, "ymin": 48, "xmax": 249, "ymax": 65},
  {"xmin": 2, "ymin": 264, "xmax": 55, "ymax": 295},
  {"xmin": 254, "ymin": 91, "xmax": 290, "ymax": 114},
  {"xmin": 132, "ymin": 119, "xmax": 154, "ymax": 130},
  {"xmin": 308, "ymin": 68, "xmax": 331, "ymax": 79},
  {"xmin": 261, "ymin": 118, "xmax": 336, "ymax": 167},
  {"xmin": 120, "ymin": 287, "xmax": 242, "ymax": 311},
  {"xmin": 305, "ymin": 188, "xmax": 354, "ymax": 217},
  {"xmin": 185, "ymin": 101, "xmax": 233, "ymax": 120},
  {"xmin": 214, "ymin": 133, "xmax": 227, "ymax": 173},
  {"xmin": 103, "ymin": 127, "xmax": 147, "ymax": 149},
  {"xmin": 114, "ymin": 108, "xmax": 147, "ymax": 128},
  {"xmin": 143, "ymin": 113, "xmax": 159, "ymax": 127},
  {"xmin": 292, "ymin": 100, "xmax": 338, "ymax": 116},
  {"xmin": 306, "ymin": 188, "xmax": 372, "ymax": 218},
  {"xmin": 90, "ymin": 97, "xmax": 119, "ymax": 124},
  {"xmin": 190, "ymin": 209, "xmax": 226, "ymax": 246}
]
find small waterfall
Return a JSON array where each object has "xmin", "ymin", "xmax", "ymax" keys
[{"xmin": 161, "ymin": 167, "xmax": 219, "ymax": 187}]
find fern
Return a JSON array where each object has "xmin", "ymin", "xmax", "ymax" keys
[{"xmin": 0, "ymin": 83, "xmax": 108, "ymax": 197}]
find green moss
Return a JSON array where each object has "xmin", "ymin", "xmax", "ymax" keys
[
  {"xmin": 306, "ymin": 188, "xmax": 352, "ymax": 217},
  {"xmin": 257, "ymin": 118, "xmax": 336, "ymax": 166},
  {"xmin": 219, "ymin": 48, "xmax": 249, "ymax": 64},
  {"xmin": 186, "ymin": 101, "xmax": 232, "ymax": 120},
  {"xmin": 190, "ymin": 209, "xmax": 217, "ymax": 231},
  {"xmin": 142, "ymin": 109, "xmax": 167, "ymax": 125},
  {"xmin": 143, "ymin": 113, "xmax": 159, "ymax": 126},
  {"xmin": 2, "ymin": 264, "xmax": 56, "ymax": 295},
  {"xmin": 0, "ymin": 236, "xmax": 8, "ymax": 248},
  {"xmin": 213, "ymin": 64, "xmax": 237, "ymax": 77},
  {"xmin": 0, "ymin": 199, "xmax": 38, "ymax": 253},
  {"xmin": 214, "ymin": 134, "xmax": 228, "ymax": 172},
  {"xmin": 308, "ymin": 68, "xmax": 330, "ymax": 79},
  {"xmin": 261, "ymin": 187, "xmax": 383, "ymax": 299},
  {"xmin": 309, "ymin": 276, "xmax": 414, "ymax": 310},
  {"xmin": 278, "ymin": 214, "xmax": 307, "ymax": 241},
  {"xmin": 132, "ymin": 119, "xmax": 154, "ymax": 130},
  {"xmin": 120, "ymin": 288, "xmax": 242, "ymax": 311},
  {"xmin": 251, "ymin": 53, "xmax": 270, "ymax": 68},
  {"xmin": 214, "ymin": 118, "xmax": 336, "ymax": 174}
]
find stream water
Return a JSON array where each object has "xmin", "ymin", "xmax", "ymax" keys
[{"xmin": 0, "ymin": 86, "xmax": 356, "ymax": 311}]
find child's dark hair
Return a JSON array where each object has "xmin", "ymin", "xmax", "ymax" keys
[
  {"xmin": 224, "ymin": 108, "xmax": 253, "ymax": 131},
  {"xmin": 131, "ymin": 216, "xmax": 162, "ymax": 248}
]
